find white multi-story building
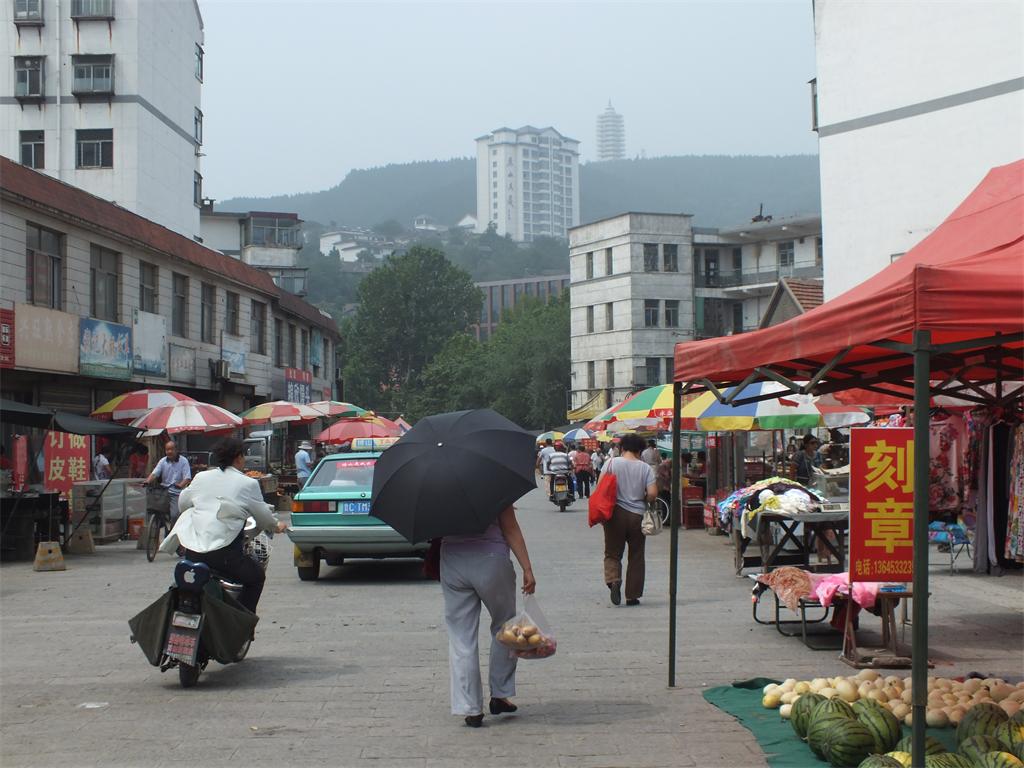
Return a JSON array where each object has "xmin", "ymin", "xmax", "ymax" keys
[
  {"xmin": 595, "ymin": 102, "xmax": 625, "ymax": 161},
  {"xmin": 475, "ymin": 125, "xmax": 580, "ymax": 242},
  {"xmin": 1, "ymin": 0, "xmax": 204, "ymax": 240},
  {"xmin": 201, "ymin": 207, "xmax": 308, "ymax": 296},
  {"xmin": 812, "ymin": 0, "xmax": 1023, "ymax": 299}
]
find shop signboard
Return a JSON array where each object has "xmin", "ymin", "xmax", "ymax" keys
[
  {"xmin": 285, "ymin": 367, "xmax": 312, "ymax": 404},
  {"xmin": 849, "ymin": 427, "xmax": 914, "ymax": 583},
  {"xmin": 169, "ymin": 344, "xmax": 196, "ymax": 385},
  {"xmin": 221, "ymin": 333, "xmax": 247, "ymax": 377},
  {"xmin": 14, "ymin": 303, "xmax": 78, "ymax": 373},
  {"xmin": 80, "ymin": 318, "xmax": 132, "ymax": 380},
  {"xmin": 0, "ymin": 308, "xmax": 14, "ymax": 368},
  {"xmin": 132, "ymin": 309, "xmax": 167, "ymax": 377},
  {"xmin": 11, "ymin": 435, "xmax": 28, "ymax": 492},
  {"xmin": 43, "ymin": 431, "xmax": 90, "ymax": 495}
]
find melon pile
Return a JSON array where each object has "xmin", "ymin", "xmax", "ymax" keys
[{"xmin": 760, "ymin": 672, "xmax": 1024, "ymax": 768}]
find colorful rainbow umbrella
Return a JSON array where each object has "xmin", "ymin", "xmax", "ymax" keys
[
  {"xmin": 91, "ymin": 389, "xmax": 193, "ymax": 422},
  {"xmin": 307, "ymin": 400, "xmax": 371, "ymax": 419},
  {"xmin": 694, "ymin": 383, "xmax": 869, "ymax": 431},
  {"xmin": 535, "ymin": 431, "xmax": 565, "ymax": 444},
  {"xmin": 238, "ymin": 400, "xmax": 323, "ymax": 426},
  {"xmin": 562, "ymin": 428, "xmax": 592, "ymax": 442}
]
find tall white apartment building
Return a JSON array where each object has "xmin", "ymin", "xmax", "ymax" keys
[
  {"xmin": 475, "ymin": 125, "xmax": 580, "ymax": 242},
  {"xmin": 812, "ymin": 0, "xmax": 1023, "ymax": 299},
  {"xmin": 2, "ymin": 0, "xmax": 204, "ymax": 239},
  {"xmin": 595, "ymin": 102, "xmax": 625, "ymax": 161}
]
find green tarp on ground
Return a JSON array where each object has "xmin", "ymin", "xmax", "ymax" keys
[{"xmin": 703, "ymin": 679, "xmax": 958, "ymax": 767}]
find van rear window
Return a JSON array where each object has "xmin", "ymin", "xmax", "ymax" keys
[{"xmin": 305, "ymin": 458, "xmax": 376, "ymax": 491}]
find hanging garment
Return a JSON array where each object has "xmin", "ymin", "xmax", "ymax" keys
[
  {"xmin": 973, "ymin": 428, "xmax": 991, "ymax": 574},
  {"xmin": 929, "ymin": 416, "xmax": 966, "ymax": 515},
  {"xmin": 1004, "ymin": 425, "xmax": 1024, "ymax": 564}
]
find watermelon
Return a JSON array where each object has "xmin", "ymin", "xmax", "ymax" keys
[
  {"xmin": 859, "ymin": 706, "xmax": 902, "ymax": 754},
  {"xmin": 1012, "ymin": 711, "xmax": 1024, "ymax": 727},
  {"xmin": 827, "ymin": 719, "xmax": 877, "ymax": 767},
  {"xmin": 924, "ymin": 755, "xmax": 973, "ymax": 768},
  {"xmin": 810, "ymin": 715, "xmax": 856, "ymax": 760},
  {"xmin": 958, "ymin": 703, "xmax": 1009, "ymax": 744},
  {"xmin": 895, "ymin": 735, "xmax": 948, "ymax": 755},
  {"xmin": 886, "ymin": 752, "xmax": 912, "ymax": 768},
  {"xmin": 853, "ymin": 698, "xmax": 886, "ymax": 717},
  {"xmin": 961, "ymin": 736, "xmax": 1007, "ymax": 764},
  {"xmin": 793, "ymin": 693, "xmax": 829, "ymax": 739},
  {"xmin": 976, "ymin": 752, "xmax": 1024, "ymax": 768},
  {"xmin": 858, "ymin": 757, "xmax": 902, "ymax": 768},
  {"xmin": 816, "ymin": 697, "xmax": 858, "ymax": 722},
  {"xmin": 994, "ymin": 723, "xmax": 1024, "ymax": 755}
]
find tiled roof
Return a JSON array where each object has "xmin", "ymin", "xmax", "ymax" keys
[
  {"xmin": 783, "ymin": 278, "xmax": 824, "ymax": 312},
  {"xmin": 0, "ymin": 156, "xmax": 335, "ymax": 336}
]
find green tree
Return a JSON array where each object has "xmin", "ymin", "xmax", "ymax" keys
[
  {"xmin": 372, "ymin": 218, "xmax": 406, "ymax": 239},
  {"xmin": 343, "ymin": 246, "xmax": 482, "ymax": 413},
  {"xmin": 406, "ymin": 333, "xmax": 487, "ymax": 421}
]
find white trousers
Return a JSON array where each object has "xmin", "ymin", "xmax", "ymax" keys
[{"xmin": 440, "ymin": 547, "xmax": 518, "ymax": 716}]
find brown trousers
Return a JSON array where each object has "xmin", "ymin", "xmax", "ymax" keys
[{"xmin": 603, "ymin": 505, "xmax": 646, "ymax": 600}]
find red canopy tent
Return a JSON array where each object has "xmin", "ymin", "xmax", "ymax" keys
[{"xmin": 663, "ymin": 160, "xmax": 1024, "ymax": 764}]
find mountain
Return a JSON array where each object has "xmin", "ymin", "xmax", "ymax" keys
[{"xmin": 220, "ymin": 154, "xmax": 820, "ymax": 230}]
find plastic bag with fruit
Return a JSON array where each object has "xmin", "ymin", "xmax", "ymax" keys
[{"xmin": 495, "ymin": 594, "xmax": 557, "ymax": 660}]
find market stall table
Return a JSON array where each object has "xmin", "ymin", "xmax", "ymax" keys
[{"xmin": 733, "ymin": 507, "xmax": 849, "ymax": 576}]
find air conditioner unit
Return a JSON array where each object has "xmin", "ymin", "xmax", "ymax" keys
[{"xmin": 211, "ymin": 359, "xmax": 231, "ymax": 380}]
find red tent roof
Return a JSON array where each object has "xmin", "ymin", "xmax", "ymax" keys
[{"xmin": 675, "ymin": 160, "xmax": 1024, "ymax": 393}]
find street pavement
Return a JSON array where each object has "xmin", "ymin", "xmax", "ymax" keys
[{"xmin": 1, "ymin": 485, "xmax": 1021, "ymax": 768}]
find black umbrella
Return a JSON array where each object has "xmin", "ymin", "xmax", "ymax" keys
[{"xmin": 370, "ymin": 409, "xmax": 537, "ymax": 542}]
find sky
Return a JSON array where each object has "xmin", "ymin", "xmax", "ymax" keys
[{"xmin": 200, "ymin": 1, "xmax": 819, "ymax": 201}]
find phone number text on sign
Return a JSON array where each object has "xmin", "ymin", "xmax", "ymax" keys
[{"xmin": 849, "ymin": 427, "xmax": 914, "ymax": 582}]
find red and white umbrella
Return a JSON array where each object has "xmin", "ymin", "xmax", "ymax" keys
[
  {"xmin": 129, "ymin": 401, "xmax": 242, "ymax": 437},
  {"xmin": 314, "ymin": 417, "xmax": 401, "ymax": 445},
  {"xmin": 237, "ymin": 400, "xmax": 323, "ymax": 426},
  {"xmin": 91, "ymin": 389, "xmax": 193, "ymax": 422},
  {"xmin": 306, "ymin": 401, "xmax": 371, "ymax": 419}
]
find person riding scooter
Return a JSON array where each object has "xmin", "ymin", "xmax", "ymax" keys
[
  {"xmin": 159, "ymin": 437, "xmax": 287, "ymax": 614},
  {"xmin": 547, "ymin": 443, "xmax": 574, "ymax": 501}
]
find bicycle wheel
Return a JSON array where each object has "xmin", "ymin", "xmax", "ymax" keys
[
  {"xmin": 145, "ymin": 514, "xmax": 162, "ymax": 562},
  {"xmin": 655, "ymin": 498, "xmax": 671, "ymax": 525}
]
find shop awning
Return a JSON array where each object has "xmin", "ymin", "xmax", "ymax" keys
[
  {"xmin": 673, "ymin": 159, "xmax": 1024, "ymax": 402},
  {"xmin": 0, "ymin": 398, "xmax": 140, "ymax": 436}
]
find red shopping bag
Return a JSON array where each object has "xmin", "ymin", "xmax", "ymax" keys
[{"xmin": 588, "ymin": 462, "xmax": 617, "ymax": 527}]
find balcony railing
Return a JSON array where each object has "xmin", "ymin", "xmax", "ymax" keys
[{"xmin": 694, "ymin": 264, "xmax": 822, "ymax": 288}]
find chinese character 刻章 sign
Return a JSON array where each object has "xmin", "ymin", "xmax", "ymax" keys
[
  {"xmin": 43, "ymin": 431, "xmax": 90, "ymax": 495},
  {"xmin": 849, "ymin": 427, "xmax": 915, "ymax": 582}
]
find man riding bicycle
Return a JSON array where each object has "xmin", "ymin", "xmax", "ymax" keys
[{"xmin": 146, "ymin": 440, "xmax": 191, "ymax": 521}]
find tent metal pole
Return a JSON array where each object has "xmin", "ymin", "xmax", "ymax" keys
[
  {"xmin": 668, "ymin": 381, "xmax": 682, "ymax": 687},
  {"xmin": 911, "ymin": 330, "xmax": 931, "ymax": 768}
]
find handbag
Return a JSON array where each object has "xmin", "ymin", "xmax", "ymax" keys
[
  {"xmin": 588, "ymin": 459, "xmax": 617, "ymax": 527},
  {"xmin": 641, "ymin": 502, "xmax": 663, "ymax": 536}
]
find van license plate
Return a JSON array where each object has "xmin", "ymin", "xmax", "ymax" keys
[{"xmin": 340, "ymin": 501, "xmax": 371, "ymax": 515}]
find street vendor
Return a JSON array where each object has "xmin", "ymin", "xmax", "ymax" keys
[
  {"xmin": 146, "ymin": 441, "xmax": 191, "ymax": 521},
  {"xmin": 295, "ymin": 440, "xmax": 314, "ymax": 486},
  {"xmin": 791, "ymin": 434, "xmax": 822, "ymax": 485}
]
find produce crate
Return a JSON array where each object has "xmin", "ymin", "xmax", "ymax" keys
[{"xmin": 683, "ymin": 501, "xmax": 705, "ymax": 529}]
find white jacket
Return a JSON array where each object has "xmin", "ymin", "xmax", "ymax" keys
[{"xmin": 160, "ymin": 466, "xmax": 279, "ymax": 554}]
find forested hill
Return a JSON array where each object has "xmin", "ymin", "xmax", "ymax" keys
[{"xmin": 220, "ymin": 154, "xmax": 820, "ymax": 229}]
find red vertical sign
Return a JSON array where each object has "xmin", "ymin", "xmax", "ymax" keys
[
  {"xmin": 0, "ymin": 308, "xmax": 14, "ymax": 368},
  {"xmin": 849, "ymin": 427, "xmax": 915, "ymax": 582},
  {"xmin": 11, "ymin": 435, "xmax": 29, "ymax": 492},
  {"xmin": 43, "ymin": 431, "xmax": 91, "ymax": 495}
]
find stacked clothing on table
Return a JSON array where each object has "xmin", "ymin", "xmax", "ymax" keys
[{"xmin": 715, "ymin": 476, "xmax": 826, "ymax": 536}]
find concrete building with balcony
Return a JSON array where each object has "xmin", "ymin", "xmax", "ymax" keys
[
  {"xmin": 200, "ymin": 207, "xmax": 308, "ymax": 296},
  {"xmin": 475, "ymin": 125, "xmax": 580, "ymax": 242},
  {"xmin": 473, "ymin": 274, "xmax": 570, "ymax": 341},
  {"xmin": 1, "ymin": 0, "xmax": 205, "ymax": 240}
]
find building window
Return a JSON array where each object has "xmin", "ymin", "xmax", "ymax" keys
[
  {"xmin": 605, "ymin": 302, "xmax": 614, "ymax": 331},
  {"xmin": 200, "ymin": 282, "xmax": 216, "ymax": 343},
  {"xmin": 585, "ymin": 251, "xmax": 593, "ymax": 279},
  {"xmin": 809, "ymin": 77, "xmax": 818, "ymax": 132},
  {"xmin": 194, "ymin": 108, "xmax": 203, "ymax": 145},
  {"xmin": 645, "ymin": 358, "xmax": 660, "ymax": 387},
  {"xmin": 287, "ymin": 324, "xmax": 297, "ymax": 367},
  {"xmin": 585, "ymin": 305, "xmax": 594, "ymax": 333},
  {"xmin": 245, "ymin": 216, "xmax": 301, "ymax": 248},
  {"xmin": 703, "ymin": 249, "xmax": 720, "ymax": 282},
  {"xmin": 225, "ymin": 291, "xmax": 240, "ymax": 336},
  {"xmin": 664, "ymin": 299, "xmax": 679, "ymax": 328},
  {"xmin": 732, "ymin": 247, "xmax": 743, "ymax": 272},
  {"xmin": 815, "ymin": 237, "xmax": 823, "ymax": 266},
  {"xmin": 193, "ymin": 172, "xmax": 202, "ymax": 206},
  {"xmin": 644, "ymin": 299, "xmax": 659, "ymax": 328},
  {"xmin": 14, "ymin": 0, "xmax": 43, "ymax": 23},
  {"xmin": 323, "ymin": 337, "xmax": 330, "ymax": 377},
  {"xmin": 71, "ymin": 0, "xmax": 114, "ymax": 19},
  {"xmin": 172, "ymin": 273, "xmax": 188, "ymax": 337},
  {"xmin": 250, "ymin": 301, "xmax": 266, "ymax": 355},
  {"xmin": 194, "ymin": 44, "xmax": 204, "ymax": 82},
  {"xmin": 664, "ymin": 357, "xmax": 674, "ymax": 384},
  {"xmin": 663, "ymin": 244, "xmax": 678, "ymax": 272},
  {"xmin": 19, "ymin": 130, "xmax": 44, "ymax": 169},
  {"xmin": 643, "ymin": 243, "xmax": 658, "ymax": 272},
  {"xmin": 89, "ymin": 244, "xmax": 119, "ymax": 321},
  {"xmin": 139, "ymin": 261, "xmax": 158, "ymax": 313},
  {"xmin": 25, "ymin": 223, "xmax": 62, "ymax": 309},
  {"xmin": 14, "ymin": 56, "xmax": 44, "ymax": 98},
  {"xmin": 586, "ymin": 361, "xmax": 595, "ymax": 389},
  {"xmin": 273, "ymin": 318, "xmax": 284, "ymax": 366},
  {"xmin": 72, "ymin": 54, "xmax": 113, "ymax": 95},
  {"xmin": 605, "ymin": 359, "xmax": 615, "ymax": 388},
  {"xmin": 778, "ymin": 241, "xmax": 795, "ymax": 268},
  {"xmin": 605, "ymin": 247, "xmax": 613, "ymax": 275},
  {"xmin": 300, "ymin": 328, "xmax": 310, "ymax": 369},
  {"xmin": 76, "ymin": 129, "xmax": 113, "ymax": 169}
]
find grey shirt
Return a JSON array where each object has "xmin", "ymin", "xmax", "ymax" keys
[{"xmin": 605, "ymin": 457, "xmax": 656, "ymax": 515}]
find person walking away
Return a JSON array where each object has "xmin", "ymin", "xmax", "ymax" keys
[
  {"xmin": 147, "ymin": 441, "xmax": 191, "ymax": 521},
  {"xmin": 598, "ymin": 433, "xmax": 657, "ymax": 606},
  {"xmin": 573, "ymin": 445, "xmax": 594, "ymax": 498},
  {"xmin": 546, "ymin": 443, "xmax": 573, "ymax": 500},
  {"xmin": 160, "ymin": 438, "xmax": 287, "ymax": 614},
  {"xmin": 641, "ymin": 439, "xmax": 660, "ymax": 468},
  {"xmin": 536, "ymin": 438, "xmax": 555, "ymax": 489},
  {"xmin": 591, "ymin": 447, "xmax": 604, "ymax": 480},
  {"xmin": 441, "ymin": 505, "xmax": 535, "ymax": 728},
  {"xmin": 92, "ymin": 445, "xmax": 113, "ymax": 480},
  {"xmin": 295, "ymin": 440, "xmax": 314, "ymax": 487}
]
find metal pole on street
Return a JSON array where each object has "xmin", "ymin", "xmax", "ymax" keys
[
  {"xmin": 668, "ymin": 380, "xmax": 682, "ymax": 687},
  {"xmin": 911, "ymin": 330, "xmax": 931, "ymax": 768}
]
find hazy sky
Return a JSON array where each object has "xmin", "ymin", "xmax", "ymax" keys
[{"xmin": 200, "ymin": 1, "xmax": 819, "ymax": 200}]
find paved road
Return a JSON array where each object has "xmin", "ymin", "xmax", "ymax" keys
[{"xmin": 2, "ymin": 486, "xmax": 1020, "ymax": 767}]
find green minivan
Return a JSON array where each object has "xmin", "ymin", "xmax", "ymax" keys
[{"xmin": 286, "ymin": 450, "xmax": 427, "ymax": 581}]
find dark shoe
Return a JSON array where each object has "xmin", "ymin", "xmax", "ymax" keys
[
  {"xmin": 464, "ymin": 714, "xmax": 484, "ymax": 728},
  {"xmin": 626, "ymin": 598, "xmax": 640, "ymax": 606},
  {"xmin": 489, "ymin": 697, "xmax": 518, "ymax": 715},
  {"xmin": 609, "ymin": 581, "xmax": 622, "ymax": 606}
]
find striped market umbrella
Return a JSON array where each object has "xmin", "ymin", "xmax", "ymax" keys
[
  {"xmin": 562, "ymin": 428, "xmax": 592, "ymax": 442},
  {"xmin": 307, "ymin": 401, "xmax": 371, "ymax": 419},
  {"xmin": 314, "ymin": 417, "xmax": 402, "ymax": 445},
  {"xmin": 91, "ymin": 389, "xmax": 193, "ymax": 422},
  {"xmin": 238, "ymin": 400, "xmax": 323, "ymax": 426},
  {"xmin": 535, "ymin": 430, "xmax": 564, "ymax": 444},
  {"xmin": 129, "ymin": 401, "xmax": 242, "ymax": 437}
]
